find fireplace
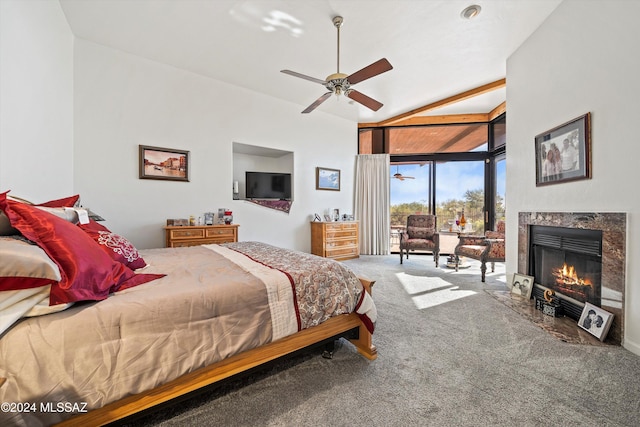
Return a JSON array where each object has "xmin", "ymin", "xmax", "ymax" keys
[
  {"xmin": 518, "ymin": 212, "xmax": 626, "ymax": 345},
  {"xmin": 528, "ymin": 225, "xmax": 602, "ymax": 320}
]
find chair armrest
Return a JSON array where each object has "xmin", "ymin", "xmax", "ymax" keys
[
  {"xmin": 483, "ymin": 238, "xmax": 504, "ymax": 244},
  {"xmin": 483, "ymin": 238, "xmax": 505, "ymax": 260}
]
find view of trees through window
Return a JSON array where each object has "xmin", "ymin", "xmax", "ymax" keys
[{"xmin": 390, "ymin": 162, "xmax": 505, "ymax": 233}]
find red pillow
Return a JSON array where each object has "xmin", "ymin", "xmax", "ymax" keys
[
  {"xmin": 78, "ymin": 220, "xmax": 147, "ymax": 270},
  {"xmin": 0, "ymin": 191, "xmax": 162, "ymax": 304},
  {"xmin": 36, "ymin": 194, "xmax": 80, "ymax": 207}
]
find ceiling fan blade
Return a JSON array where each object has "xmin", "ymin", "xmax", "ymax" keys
[
  {"xmin": 346, "ymin": 58, "xmax": 393, "ymax": 85},
  {"xmin": 281, "ymin": 70, "xmax": 326, "ymax": 85},
  {"xmin": 302, "ymin": 92, "xmax": 333, "ymax": 114},
  {"xmin": 346, "ymin": 89, "xmax": 383, "ymax": 112}
]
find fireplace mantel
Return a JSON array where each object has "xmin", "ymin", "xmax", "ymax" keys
[{"xmin": 518, "ymin": 212, "xmax": 626, "ymax": 345}]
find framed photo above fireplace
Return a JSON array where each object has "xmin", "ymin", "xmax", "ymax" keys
[
  {"xmin": 535, "ymin": 112, "xmax": 591, "ymax": 187},
  {"xmin": 510, "ymin": 273, "xmax": 534, "ymax": 299},
  {"xmin": 578, "ymin": 302, "xmax": 614, "ymax": 342}
]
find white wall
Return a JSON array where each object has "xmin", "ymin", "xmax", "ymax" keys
[
  {"xmin": 0, "ymin": 0, "xmax": 74, "ymax": 200},
  {"xmin": 73, "ymin": 39, "xmax": 357, "ymax": 251},
  {"xmin": 507, "ymin": 0, "xmax": 640, "ymax": 354}
]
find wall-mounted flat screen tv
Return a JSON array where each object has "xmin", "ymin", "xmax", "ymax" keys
[{"xmin": 245, "ymin": 171, "xmax": 292, "ymax": 200}]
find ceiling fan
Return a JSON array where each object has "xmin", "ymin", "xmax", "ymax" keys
[
  {"xmin": 281, "ymin": 16, "xmax": 393, "ymax": 114},
  {"xmin": 392, "ymin": 166, "xmax": 415, "ymax": 181}
]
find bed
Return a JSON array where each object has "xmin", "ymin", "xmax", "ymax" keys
[{"xmin": 0, "ymin": 192, "xmax": 377, "ymax": 426}]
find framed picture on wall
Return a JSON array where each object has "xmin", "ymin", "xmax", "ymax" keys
[
  {"xmin": 535, "ymin": 113, "xmax": 591, "ymax": 186},
  {"xmin": 316, "ymin": 167, "xmax": 340, "ymax": 191},
  {"xmin": 139, "ymin": 145, "xmax": 190, "ymax": 182}
]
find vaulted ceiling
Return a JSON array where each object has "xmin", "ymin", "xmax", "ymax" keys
[{"xmin": 59, "ymin": 0, "xmax": 562, "ymax": 123}]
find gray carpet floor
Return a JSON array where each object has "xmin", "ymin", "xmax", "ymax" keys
[{"xmin": 123, "ymin": 254, "xmax": 640, "ymax": 427}]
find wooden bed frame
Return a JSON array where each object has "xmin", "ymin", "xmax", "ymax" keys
[{"xmin": 55, "ymin": 278, "xmax": 376, "ymax": 426}]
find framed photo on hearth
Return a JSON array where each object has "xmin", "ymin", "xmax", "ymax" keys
[
  {"xmin": 578, "ymin": 302, "xmax": 614, "ymax": 341},
  {"xmin": 139, "ymin": 145, "xmax": 190, "ymax": 182},
  {"xmin": 510, "ymin": 273, "xmax": 534, "ymax": 299},
  {"xmin": 535, "ymin": 112, "xmax": 591, "ymax": 187}
]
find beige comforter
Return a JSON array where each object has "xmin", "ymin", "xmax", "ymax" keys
[{"xmin": 0, "ymin": 242, "xmax": 373, "ymax": 426}]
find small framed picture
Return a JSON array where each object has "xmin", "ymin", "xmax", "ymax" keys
[
  {"xmin": 139, "ymin": 145, "xmax": 190, "ymax": 182},
  {"xmin": 578, "ymin": 302, "xmax": 614, "ymax": 341},
  {"xmin": 323, "ymin": 214, "xmax": 332, "ymax": 222},
  {"xmin": 510, "ymin": 273, "xmax": 534, "ymax": 299},
  {"xmin": 316, "ymin": 167, "xmax": 340, "ymax": 191}
]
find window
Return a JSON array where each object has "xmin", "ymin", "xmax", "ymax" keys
[
  {"xmin": 361, "ymin": 114, "xmax": 506, "ymax": 245},
  {"xmin": 435, "ymin": 160, "xmax": 485, "ymax": 233}
]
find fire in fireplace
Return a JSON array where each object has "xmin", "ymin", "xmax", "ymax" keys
[
  {"xmin": 552, "ymin": 262, "xmax": 594, "ymax": 298},
  {"xmin": 529, "ymin": 225, "xmax": 602, "ymax": 319}
]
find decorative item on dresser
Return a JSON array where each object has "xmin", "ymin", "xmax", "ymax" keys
[
  {"xmin": 310, "ymin": 221, "xmax": 359, "ymax": 261},
  {"xmin": 164, "ymin": 224, "xmax": 239, "ymax": 247}
]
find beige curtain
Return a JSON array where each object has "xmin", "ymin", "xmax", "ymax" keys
[{"xmin": 354, "ymin": 154, "xmax": 390, "ymax": 255}]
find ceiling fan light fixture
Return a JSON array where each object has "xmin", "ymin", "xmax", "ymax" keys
[
  {"xmin": 460, "ymin": 5, "xmax": 482, "ymax": 20},
  {"xmin": 280, "ymin": 15, "xmax": 392, "ymax": 113}
]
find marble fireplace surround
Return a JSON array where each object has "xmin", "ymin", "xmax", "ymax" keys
[{"xmin": 518, "ymin": 212, "xmax": 626, "ymax": 345}]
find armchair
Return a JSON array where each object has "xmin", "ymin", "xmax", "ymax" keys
[
  {"xmin": 399, "ymin": 215, "xmax": 440, "ymax": 267},
  {"xmin": 454, "ymin": 220, "xmax": 505, "ymax": 282}
]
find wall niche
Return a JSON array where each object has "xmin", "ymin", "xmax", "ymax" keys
[{"xmin": 232, "ymin": 142, "xmax": 294, "ymax": 200}]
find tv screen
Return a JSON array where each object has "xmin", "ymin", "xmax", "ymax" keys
[{"xmin": 245, "ymin": 172, "xmax": 292, "ymax": 200}]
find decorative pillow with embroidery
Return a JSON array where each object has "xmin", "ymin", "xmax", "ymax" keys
[{"xmin": 78, "ymin": 220, "xmax": 147, "ymax": 270}]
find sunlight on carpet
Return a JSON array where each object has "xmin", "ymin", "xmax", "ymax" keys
[{"xmin": 396, "ymin": 272, "xmax": 477, "ymax": 310}]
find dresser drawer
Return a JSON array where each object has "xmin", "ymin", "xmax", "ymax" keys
[
  {"xmin": 168, "ymin": 228, "xmax": 205, "ymax": 240},
  {"xmin": 326, "ymin": 239, "xmax": 357, "ymax": 249},
  {"xmin": 169, "ymin": 239, "xmax": 208, "ymax": 248},
  {"xmin": 326, "ymin": 245, "xmax": 358, "ymax": 259},
  {"xmin": 206, "ymin": 228, "xmax": 236, "ymax": 239},
  {"xmin": 325, "ymin": 229, "xmax": 358, "ymax": 240},
  {"xmin": 325, "ymin": 222, "xmax": 357, "ymax": 231}
]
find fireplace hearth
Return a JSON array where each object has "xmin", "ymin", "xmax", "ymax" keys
[{"xmin": 518, "ymin": 212, "xmax": 626, "ymax": 345}]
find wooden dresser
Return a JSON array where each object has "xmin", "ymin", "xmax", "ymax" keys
[
  {"xmin": 310, "ymin": 221, "xmax": 359, "ymax": 261},
  {"xmin": 164, "ymin": 224, "xmax": 239, "ymax": 248}
]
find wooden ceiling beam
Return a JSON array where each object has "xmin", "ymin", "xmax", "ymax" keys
[
  {"xmin": 362, "ymin": 113, "xmax": 489, "ymax": 128},
  {"xmin": 359, "ymin": 78, "xmax": 506, "ymax": 128},
  {"xmin": 488, "ymin": 101, "xmax": 506, "ymax": 121}
]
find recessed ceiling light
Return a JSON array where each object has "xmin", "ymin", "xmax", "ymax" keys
[{"xmin": 461, "ymin": 5, "xmax": 482, "ymax": 20}]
